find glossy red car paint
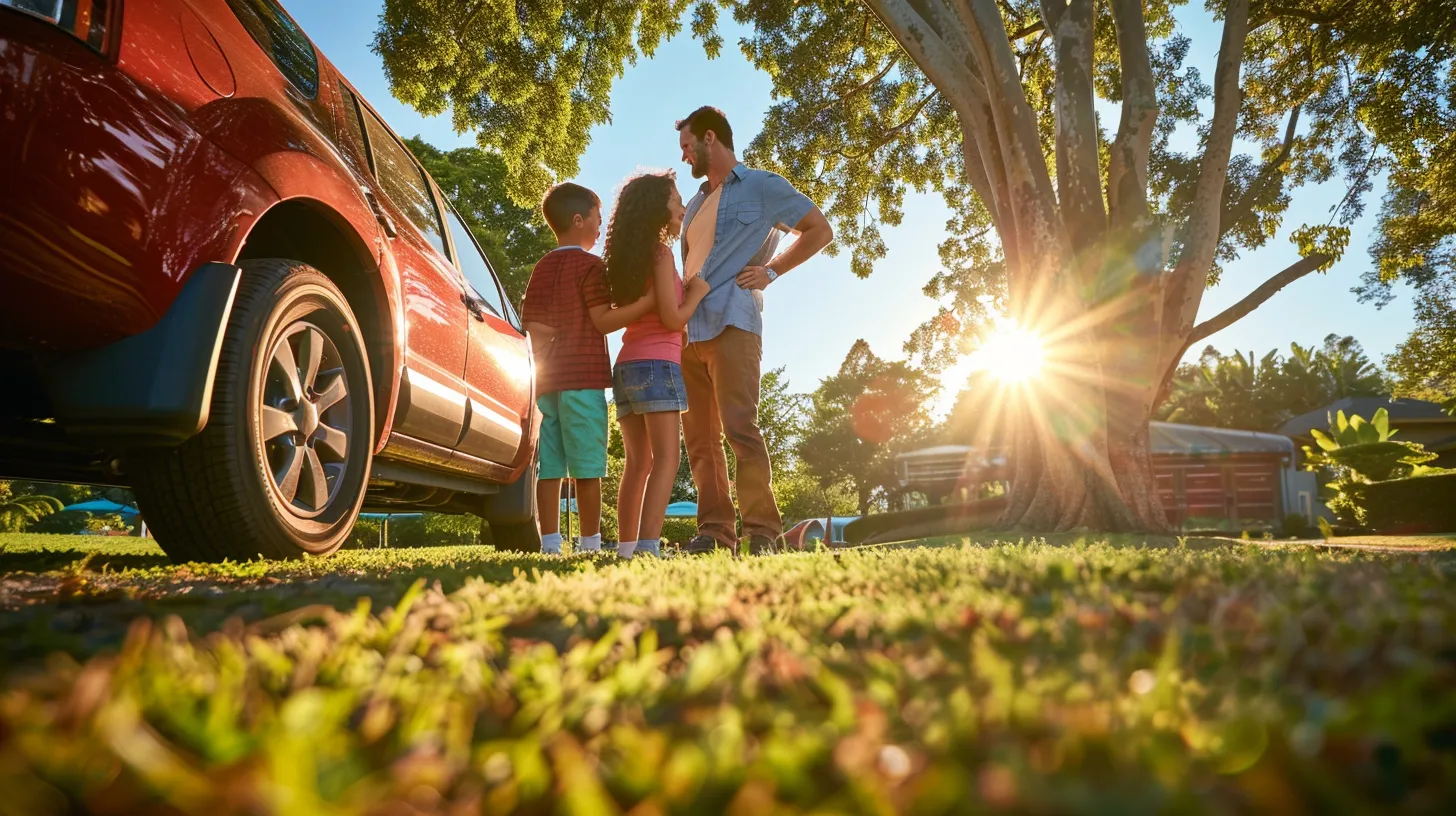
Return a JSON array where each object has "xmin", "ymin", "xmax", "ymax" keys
[{"xmin": 0, "ymin": 1, "xmax": 535, "ymax": 493}]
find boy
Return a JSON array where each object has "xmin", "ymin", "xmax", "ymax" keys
[{"xmin": 521, "ymin": 183, "xmax": 651, "ymax": 554}]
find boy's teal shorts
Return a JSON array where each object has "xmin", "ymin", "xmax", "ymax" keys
[{"xmin": 536, "ymin": 389, "xmax": 608, "ymax": 480}]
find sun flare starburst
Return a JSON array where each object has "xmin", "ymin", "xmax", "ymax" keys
[{"xmin": 967, "ymin": 322, "xmax": 1047, "ymax": 384}]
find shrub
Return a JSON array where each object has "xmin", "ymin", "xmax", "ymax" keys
[
  {"xmin": 660, "ymin": 518, "xmax": 696, "ymax": 545},
  {"xmin": 1301, "ymin": 408, "xmax": 1448, "ymax": 526},
  {"xmin": 1357, "ymin": 472, "xmax": 1456, "ymax": 534}
]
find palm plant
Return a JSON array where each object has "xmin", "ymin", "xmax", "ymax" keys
[{"xmin": 0, "ymin": 493, "xmax": 65, "ymax": 532}]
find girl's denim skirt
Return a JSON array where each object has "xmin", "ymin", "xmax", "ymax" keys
[{"xmin": 612, "ymin": 359, "xmax": 688, "ymax": 415}]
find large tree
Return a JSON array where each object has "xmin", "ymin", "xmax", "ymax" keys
[{"xmin": 377, "ymin": 0, "xmax": 1436, "ymax": 530}]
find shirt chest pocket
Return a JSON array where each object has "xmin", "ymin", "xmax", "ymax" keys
[{"xmin": 732, "ymin": 203, "xmax": 761, "ymax": 225}]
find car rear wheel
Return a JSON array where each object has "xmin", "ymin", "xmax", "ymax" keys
[{"xmin": 133, "ymin": 259, "xmax": 374, "ymax": 562}]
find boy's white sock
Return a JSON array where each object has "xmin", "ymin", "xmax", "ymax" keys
[
  {"xmin": 540, "ymin": 532, "xmax": 563, "ymax": 555},
  {"xmin": 578, "ymin": 533, "xmax": 603, "ymax": 552},
  {"xmin": 617, "ymin": 540, "xmax": 637, "ymax": 558},
  {"xmin": 637, "ymin": 539, "xmax": 661, "ymax": 557}
]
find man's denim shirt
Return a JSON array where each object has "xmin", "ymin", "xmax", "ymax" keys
[{"xmin": 681, "ymin": 163, "xmax": 814, "ymax": 344}]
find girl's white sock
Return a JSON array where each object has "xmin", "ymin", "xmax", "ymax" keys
[
  {"xmin": 540, "ymin": 532, "xmax": 563, "ymax": 554},
  {"xmin": 578, "ymin": 533, "xmax": 603, "ymax": 552},
  {"xmin": 617, "ymin": 540, "xmax": 637, "ymax": 558},
  {"xmin": 637, "ymin": 539, "xmax": 661, "ymax": 557}
]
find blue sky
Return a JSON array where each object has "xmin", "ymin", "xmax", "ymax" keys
[{"xmin": 290, "ymin": 1, "xmax": 1414, "ymax": 404}]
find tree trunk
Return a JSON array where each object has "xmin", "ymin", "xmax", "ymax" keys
[{"xmin": 996, "ymin": 391, "xmax": 1168, "ymax": 533}]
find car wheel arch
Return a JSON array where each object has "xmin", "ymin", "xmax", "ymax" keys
[{"xmin": 233, "ymin": 198, "xmax": 399, "ymax": 449}]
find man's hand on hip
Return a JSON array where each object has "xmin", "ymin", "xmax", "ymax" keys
[{"xmin": 736, "ymin": 265, "xmax": 774, "ymax": 291}]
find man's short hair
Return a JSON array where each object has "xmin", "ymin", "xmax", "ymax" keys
[
  {"xmin": 676, "ymin": 106, "xmax": 734, "ymax": 151},
  {"xmin": 541, "ymin": 182, "xmax": 600, "ymax": 234}
]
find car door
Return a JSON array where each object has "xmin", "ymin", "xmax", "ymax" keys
[
  {"xmin": 438, "ymin": 200, "xmax": 533, "ymax": 465},
  {"xmin": 348, "ymin": 89, "xmax": 470, "ymax": 455}
]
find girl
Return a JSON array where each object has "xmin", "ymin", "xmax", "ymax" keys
[{"xmin": 602, "ymin": 172, "xmax": 709, "ymax": 557}]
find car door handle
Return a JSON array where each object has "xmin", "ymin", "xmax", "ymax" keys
[
  {"xmin": 362, "ymin": 189, "xmax": 397, "ymax": 238},
  {"xmin": 461, "ymin": 292, "xmax": 485, "ymax": 321}
]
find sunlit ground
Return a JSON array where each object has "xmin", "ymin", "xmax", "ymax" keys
[{"xmin": 2, "ymin": 533, "xmax": 1453, "ymax": 810}]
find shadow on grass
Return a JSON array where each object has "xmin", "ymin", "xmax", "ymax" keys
[
  {"xmin": 0, "ymin": 543, "xmax": 607, "ymax": 668},
  {"xmin": 0, "ymin": 551, "xmax": 175, "ymax": 575}
]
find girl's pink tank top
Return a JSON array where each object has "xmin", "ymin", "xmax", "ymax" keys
[{"xmin": 617, "ymin": 245, "xmax": 684, "ymax": 365}]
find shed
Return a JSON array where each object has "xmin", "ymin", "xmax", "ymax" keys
[
  {"xmin": 895, "ymin": 421, "xmax": 1316, "ymax": 531},
  {"xmin": 1149, "ymin": 423, "xmax": 1308, "ymax": 529}
]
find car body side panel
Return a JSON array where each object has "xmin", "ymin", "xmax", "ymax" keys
[{"xmin": 0, "ymin": 13, "xmax": 250, "ymax": 350}]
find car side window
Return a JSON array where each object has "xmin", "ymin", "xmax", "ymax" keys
[
  {"xmin": 443, "ymin": 207, "xmax": 509, "ymax": 319},
  {"xmin": 335, "ymin": 85, "xmax": 371, "ymax": 176},
  {"xmin": 225, "ymin": 0, "xmax": 318, "ymax": 98},
  {"xmin": 360, "ymin": 109, "xmax": 447, "ymax": 256}
]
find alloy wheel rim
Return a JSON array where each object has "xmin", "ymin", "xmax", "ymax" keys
[{"xmin": 257, "ymin": 320, "xmax": 352, "ymax": 519}]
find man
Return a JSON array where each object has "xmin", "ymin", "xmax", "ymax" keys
[{"xmin": 675, "ymin": 106, "xmax": 834, "ymax": 555}]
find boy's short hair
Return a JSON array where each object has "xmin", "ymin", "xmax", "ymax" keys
[
  {"xmin": 541, "ymin": 182, "xmax": 601, "ymax": 235},
  {"xmin": 676, "ymin": 106, "xmax": 734, "ymax": 151}
]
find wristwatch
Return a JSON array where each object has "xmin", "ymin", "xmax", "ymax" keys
[{"xmin": 765, "ymin": 267, "xmax": 779, "ymax": 284}]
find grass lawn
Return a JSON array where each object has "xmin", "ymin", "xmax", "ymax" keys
[{"xmin": 2, "ymin": 532, "xmax": 1454, "ymax": 813}]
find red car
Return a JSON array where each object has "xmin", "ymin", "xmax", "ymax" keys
[{"xmin": 0, "ymin": 0, "xmax": 541, "ymax": 560}]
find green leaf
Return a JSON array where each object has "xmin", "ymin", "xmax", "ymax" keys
[
  {"xmin": 1371, "ymin": 408, "xmax": 1390, "ymax": 440},
  {"xmin": 1351, "ymin": 415, "xmax": 1379, "ymax": 445}
]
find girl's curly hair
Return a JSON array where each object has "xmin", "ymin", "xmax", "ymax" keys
[{"xmin": 602, "ymin": 171, "xmax": 677, "ymax": 303}]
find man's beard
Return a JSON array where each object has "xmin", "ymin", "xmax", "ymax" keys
[{"xmin": 689, "ymin": 144, "xmax": 709, "ymax": 178}]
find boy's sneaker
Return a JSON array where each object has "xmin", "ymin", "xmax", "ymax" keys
[{"xmin": 686, "ymin": 534, "xmax": 729, "ymax": 556}]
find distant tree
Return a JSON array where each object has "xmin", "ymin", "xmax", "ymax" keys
[
  {"xmin": 1386, "ymin": 285, "xmax": 1456, "ymax": 414},
  {"xmin": 758, "ymin": 367, "xmax": 809, "ymax": 477},
  {"xmin": 405, "ymin": 137, "xmax": 556, "ymax": 307},
  {"xmin": 1158, "ymin": 334, "xmax": 1386, "ymax": 430},
  {"xmin": 774, "ymin": 468, "xmax": 860, "ymax": 522},
  {"xmin": 798, "ymin": 341, "xmax": 936, "ymax": 514}
]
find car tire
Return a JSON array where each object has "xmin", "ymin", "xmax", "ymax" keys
[
  {"xmin": 132, "ymin": 259, "xmax": 374, "ymax": 562},
  {"xmin": 488, "ymin": 520, "xmax": 541, "ymax": 553}
]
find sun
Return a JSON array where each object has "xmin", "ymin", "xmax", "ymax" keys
[{"xmin": 967, "ymin": 322, "xmax": 1047, "ymax": 383}]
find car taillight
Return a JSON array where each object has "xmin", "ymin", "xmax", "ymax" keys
[{"xmin": 1, "ymin": 0, "xmax": 113, "ymax": 52}]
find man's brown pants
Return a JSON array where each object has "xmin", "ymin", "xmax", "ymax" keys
[{"xmin": 681, "ymin": 327, "xmax": 781, "ymax": 545}]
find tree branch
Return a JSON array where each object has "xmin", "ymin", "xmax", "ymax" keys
[
  {"xmin": 1162, "ymin": 0, "xmax": 1251, "ymax": 365},
  {"xmin": 959, "ymin": 0, "xmax": 1061, "ymax": 269},
  {"xmin": 1186, "ymin": 253, "xmax": 1330, "ymax": 346},
  {"xmin": 810, "ymin": 56, "xmax": 899, "ymax": 120},
  {"xmin": 865, "ymin": 0, "xmax": 1004, "ymax": 227},
  {"xmin": 1106, "ymin": 0, "xmax": 1158, "ymax": 231},
  {"xmin": 1011, "ymin": 22, "xmax": 1045, "ymax": 40},
  {"xmin": 1219, "ymin": 104, "xmax": 1300, "ymax": 240},
  {"xmin": 1041, "ymin": 0, "xmax": 1105, "ymax": 255},
  {"xmin": 863, "ymin": 0, "xmax": 984, "ymax": 111},
  {"xmin": 833, "ymin": 91, "xmax": 940, "ymax": 161}
]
